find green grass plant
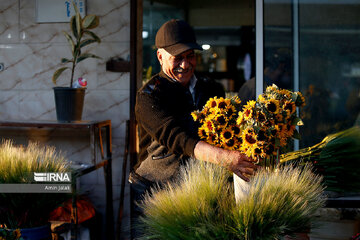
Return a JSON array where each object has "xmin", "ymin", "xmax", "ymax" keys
[
  {"xmin": 232, "ymin": 165, "xmax": 325, "ymax": 239},
  {"xmin": 139, "ymin": 160, "xmax": 325, "ymax": 240},
  {"xmin": 0, "ymin": 140, "xmax": 71, "ymax": 228},
  {"xmin": 139, "ymin": 160, "xmax": 236, "ymax": 240}
]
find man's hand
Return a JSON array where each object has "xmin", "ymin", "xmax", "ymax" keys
[
  {"xmin": 194, "ymin": 141, "xmax": 259, "ymax": 182},
  {"xmin": 226, "ymin": 151, "xmax": 259, "ymax": 182}
]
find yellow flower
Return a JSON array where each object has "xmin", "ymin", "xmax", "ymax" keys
[
  {"xmin": 231, "ymin": 125, "xmax": 241, "ymax": 137},
  {"xmin": 296, "ymin": 91, "xmax": 306, "ymax": 107},
  {"xmin": 258, "ymin": 94, "xmax": 266, "ymax": 103},
  {"xmin": 275, "ymin": 113, "xmax": 284, "ymax": 122},
  {"xmin": 217, "ymin": 97, "xmax": 230, "ymax": 110},
  {"xmin": 221, "ymin": 128, "xmax": 234, "ymax": 141},
  {"xmin": 223, "ymin": 139, "xmax": 236, "ymax": 150},
  {"xmin": 191, "ymin": 111, "xmax": 200, "ymax": 122},
  {"xmin": 237, "ymin": 112, "xmax": 245, "ymax": 125},
  {"xmin": 265, "ymin": 84, "xmax": 279, "ymax": 93},
  {"xmin": 226, "ymin": 105, "xmax": 237, "ymax": 118},
  {"xmin": 215, "ymin": 113, "xmax": 227, "ymax": 126},
  {"xmin": 243, "ymin": 100, "xmax": 256, "ymax": 120},
  {"xmin": 205, "ymin": 97, "xmax": 218, "ymax": 109},
  {"xmin": 283, "ymin": 100, "xmax": 296, "ymax": 115},
  {"xmin": 242, "ymin": 128, "xmax": 257, "ymax": 145},
  {"xmin": 198, "ymin": 126, "xmax": 208, "ymax": 139},
  {"xmin": 279, "ymin": 89, "xmax": 292, "ymax": 99},
  {"xmin": 265, "ymin": 99, "xmax": 280, "ymax": 114},
  {"xmin": 204, "ymin": 120, "xmax": 215, "ymax": 133},
  {"xmin": 231, "ymin": 96, "xmax": 241, "ymax": 105},
  {"xmin": 13, "ymin": 229, "xmax": 21, "ymax": 238}
]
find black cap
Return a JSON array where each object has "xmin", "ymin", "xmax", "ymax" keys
[{"xmin": 155, "ymin": 19, "xmax": 202, "ymax": 56}]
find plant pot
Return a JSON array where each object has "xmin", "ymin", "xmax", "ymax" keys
[
  {"xmin": 234, "ymin": 173, "xmax": 250, "ymax": 203},
  {"xmin": 53, "ymin": 87, "xmax": 85, "ymax": 122},
  {"xmin": 20, "ymin": 224, "xmax": 51, "ymax": 240}
]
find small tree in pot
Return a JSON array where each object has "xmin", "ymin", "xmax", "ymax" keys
[{"xmin": 52, "ymin": 1, "xmax": 101, "ymax": 122}]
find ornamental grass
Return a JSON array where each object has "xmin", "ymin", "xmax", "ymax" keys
[
  {"xmin": 139, "ymin": 160, "xmax": 325, "ymax": 240},
  {"xmin": 0, "ymin": 140, "xmax": 71, "ymax": 228}
]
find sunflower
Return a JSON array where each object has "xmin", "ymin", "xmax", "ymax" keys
[
  {"xmin": 296, "ymin": 91, "xmax": 306, "ymax": 107},
  {"xmin": 254, "ymin": 146, "xmax": 267, "ymax": 159},
  {"xmin": 256, "ymin": 111, "xmax": 267, "ymax": 123},
  {"xmin": 243, "ymin": 100, "xmax": 256, "ymax": 120},
  {"xmin": 258, "ymin": 94, "xmax": 266, "ymax": 103},
  {"xmin": 242, "ymin": 128, "xmax": 257, "ymax": 146},
  {"xmin": 214, "ymin": 113, "xmax": 227, "ymax": 126},
  {"xmin": 275, "ymin": 112, "xmax": 284, "ymax": 122},
  {"xmin": 13, "ymin": 229, "xmax": 21, "ymax": 239},
  {"xmin": 205, "ymin": 97, "xmax": 218, "ymax": 109},
  {"xmin": 265, "ymin": 99, "xmax": 280, "ymax": 114},
  {"xmin": 231, "ymin": 96, "xmax": 241, "ymax": 105},
  {"xmin": 283, "ymin": 100, "xmax": 296, "ymax": 115},
  {"xmin": 265, "ymin": 84, "xmax": 279, "ymax": 93},
  {"xmin": 221, "ymin": 128, "xmax": 234, "ymax": 141},
  {"xmin": 226, "ymin": 104, "xmax": 237, "ymax": 118},
  {"xmin": 198, "ymin": 126, "xmax": 208, "ymax": 139},
  {"xmin": 237, "ymin": 112, "xmax": 245, "ymax": 125},
  {"xmin": 279, "ymin": 89, "xmax": 292, "ymax": 99},
  {"xmin": 223, "ymin": 139, "xmax": 236, "ymax": 150},
  {"xmin": 231, "ymin": 125, "xmax": 241, "ymax": 137},
  {"xmin": 207, "ymin": 133, "xmax": 219, "ymax": 146},
  {"xmin": 217, "ymin": 97, "xmax": 230, "ymax": 110}
]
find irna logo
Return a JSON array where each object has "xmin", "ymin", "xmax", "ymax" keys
[{"xmin": 34, "ymin": 172, "xmax": 71, "ymax": 182}]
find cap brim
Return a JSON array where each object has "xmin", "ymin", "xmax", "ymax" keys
[{"xmin": 164, "ymin": 42, "xmax": 202, "ymax": 56}]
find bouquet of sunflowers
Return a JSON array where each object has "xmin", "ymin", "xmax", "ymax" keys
[{"xmin": 192, "ymin": 84, "xmax": 306, "ymax": 167}]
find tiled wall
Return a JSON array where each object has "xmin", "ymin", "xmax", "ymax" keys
[{"xmin": 0, "ymin": 0, "xmax": 131, "ymax": 238}]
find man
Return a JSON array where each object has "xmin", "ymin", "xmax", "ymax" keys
[
  {"xmin": 238, "ymin": 51, "xmax": 291, "ymax": 107},
  {"xmin": 131, "ymin": 19, "xmax": 258, "ymax": 214}
]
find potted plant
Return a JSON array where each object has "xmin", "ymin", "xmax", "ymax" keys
[
  {"xmin": 0, "ymin": 140, "xmax": 72, "ymax": 239},
  {"xmin": 52, "ymin": 1, "xmax": 101, "ymax": 122}
]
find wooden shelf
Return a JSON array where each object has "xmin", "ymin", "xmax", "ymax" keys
[{"xmin": 106, "ymin": 59, "xmax": 130, "ymax": 72}]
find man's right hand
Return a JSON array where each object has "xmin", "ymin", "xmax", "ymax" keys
[{"xmin": 194, "ymin": 141, "xmax": 259, "ymax": 181}]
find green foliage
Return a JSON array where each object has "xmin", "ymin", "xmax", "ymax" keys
[
  {"xmin": 52, "ymin": 1, "xmax": 101, "ymax": 87},
  {"xmin": 0, "ymin": 140, "xmax": 71, "ymax": 228},
  {"xmin": 139, "ymin": 160, "xmax": 325, "ymax": 240},
  {"xmin": 280, "ymin": 126, "xmax": 360, "ymax": 193}
]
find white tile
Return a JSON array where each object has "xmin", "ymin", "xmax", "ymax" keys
[
  {"xmin": 19, "ymin": 0, "xmax": 68, "ymax": 43},
  {"xmin": 0, "ymin": 0, "xmax": 19, "ymax": 43},
  {"xmin": 87, "ymin": 0, "xmax": 130, "ymax": 42}
]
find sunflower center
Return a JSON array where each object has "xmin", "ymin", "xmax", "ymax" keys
[
  {"xmin": 225, "ymin": 139, "xmax": 235, "ymax": 147},
  {"xmin": 223, "ymin": 131, "xmax": 232, "ymax": 139},
  {"xmin": 267, "ymin": 102, "xmax": 277, "ymax": 113},
  {"xmin": 218, "ymin": 102, "xmax": 227, "ymax": 109},
  {"xmin": 217, "ymin": 115, "xmax": 226, "ymax": 125},
  {"xmin": 245, "ymin": 134, "xmax": 256, "ymax": 144}
]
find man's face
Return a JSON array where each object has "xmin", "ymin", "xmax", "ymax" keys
[{"xmin": 157, "ymin": 49, "xmax": 196, "ymax": 86}]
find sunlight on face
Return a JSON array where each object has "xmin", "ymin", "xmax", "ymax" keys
[{"xmin": 157, "ymin": 49, "xmax": 197, "ymax": 86}]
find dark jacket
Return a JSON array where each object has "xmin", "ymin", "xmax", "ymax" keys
[{"xmin": 134, "ymin": 71, "xmax": 225, "ymax": 183}]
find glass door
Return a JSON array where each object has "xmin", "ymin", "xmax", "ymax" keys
[{"xmin": 263, "ymin": 0, "xmax": 360, "ymax": 148}]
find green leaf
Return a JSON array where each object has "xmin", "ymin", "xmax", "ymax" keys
[
  {"xmin": 82, "ymin": 15, "xmax": 99, "ymax": 29},
  {"xmin": 72, "ymin": 1, "xmax": 82, "ymax": 38},
  {"xmin": 80, "ymin": 39, "xmax": 98, "ymax": 48},
  {"xmin": 52, "ymin": 67, "xmax": 69, "ymax": 85},
  {"xmin": 292, "ymin": 117, "xmax": 304, "ymax": 126},
  {"xmin": 70, "ymin": 16, "xmax": 78, "ymax": 39},
  {"xmin": 76, "ymin": 53, "xmax": 101, "ymax": 63},
  {"xmin": 292, "ymin": 129, "xmax": 301, "ymax": 140},
  {"xmin": 84, "ymin": 30, "xmax": 101, "ymax": 43},
  {"xmin": 61, "ymin": 58, "xmax": 72, "ymax": 63},
  {"xmin": 63, "ymin": 31, "xmax": 75, "ymax": 53}
]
